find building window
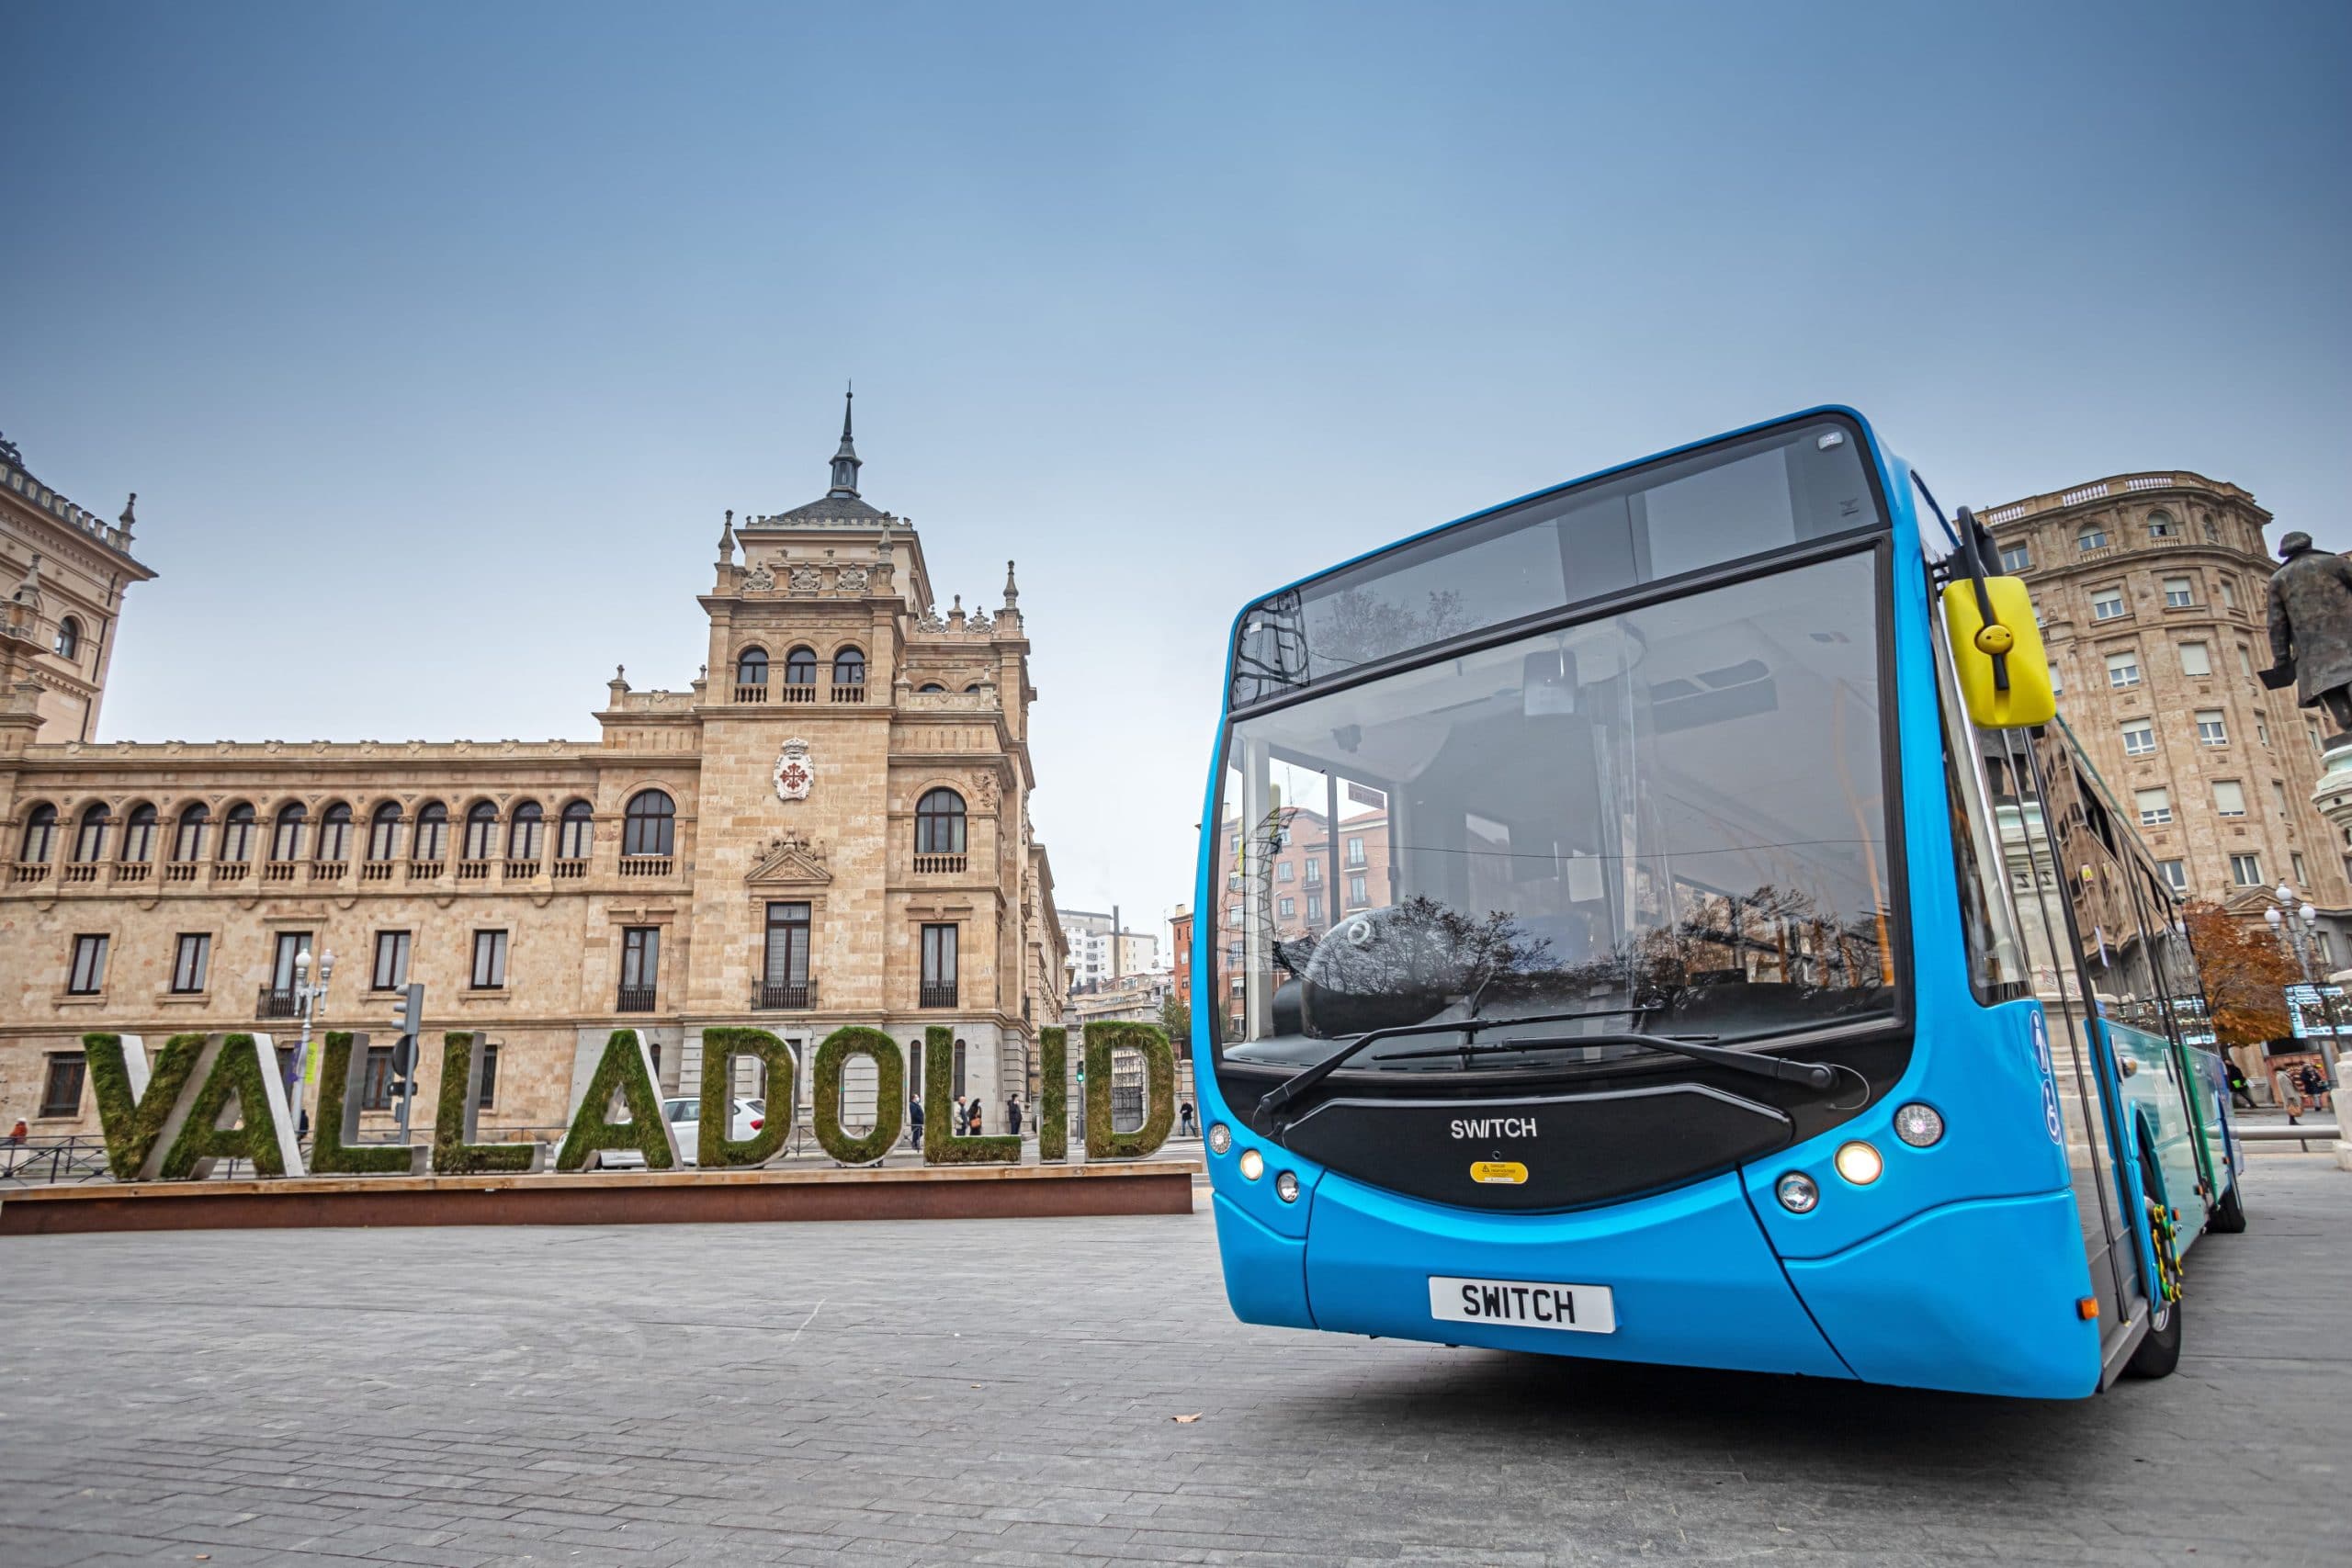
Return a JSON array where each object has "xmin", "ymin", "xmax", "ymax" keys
[
  {"xmin": 2293, "ymin": 852, "xmax": 2310, "ymax": 886},
  {"xmin": 2230, "ymin": 852, "xmax": 2262, "ymax": 886},
  {"xmin": 1999, "ymin": 542, "xmax": 2031, "ymax": 573},
  {"xmin": 1348, "ymin": 874, "xmax": 1369, "ymax": 907},
  {"xmin": 736, "ymin": 646, "xmax": 768, "ymax": 690},
  {"xmin": 470, "ymin": 930, "xmax": 508, "ymax": 989},
  {"xmin": 2196, "ymin": 710, "xmax": 2228, "ymax": 746},
  {"xmin": 1306, "ymin": 893, "xmax": 1323, "ymax": 924},
  {"xmin": 508, "ymin": 801, "xmax": 542, "ymax": 860},
  {"xmin": 1227, "ymin": 904, "xmax": 1240, "ymax": 929},
  {"xmin": 2049, "ymin": 660, "xmax": 2064, "ymax": 695},
  {"xmin": 622, "ymin": 790, "xmax": 674, "ymax": 857},
  {"xmin": 318, "ymin": 802, "xmax": 352, "ymax": 862},
  {"xmin": 915, "ymin": 788, "xmax": 967, "ymax": 854},
  {"xmin": 2213, "ymin": 780, "xmax": 2247, "ymax": 818},
  {"xmin": 1277, "ymin": 860, "xmax": 1294, "ymax": 882},
  {"xmin": 362, "ymin": 1045, "xmax": 394, "ymax": 1111},
  {"xmin": 2091, "ymin": 590, "xmax": 2126, "ymax": 621},
  {"xmin": 2077, "ymin": 526, "xmax": 2108, "ymax": 551},
  {"xmin": 171, "ymin": 804, "xmax": 208, "ymax": 863},
  {"xmin": 558, "ymin": 799, "xmax": 594, "ymax": 859},
  {"xmin": 53, "ymin": 615, "xmax": 81, "ymax": 660},
  {"xmin": 121, "ymin": 803, "xmax": 157, "ymax": 863},
  {"xmin": 833, "ymin": 648, "xmax": 865, "ymax": 687},
  {"xmin": 2158, "ymin": 859, "xmax": 2187, "ymax": 895},
  {"xmin": 2238, "ymin": 645, "xmax": 2256, "ymax": 678},
  {"xmin": 619, "ymin": 926, "xmax": 661, "ymax": 1010},
  {"xmin": 413, "ymin": 802, "xmax": 449, "ymax": 862},
  {"xmin": 919, "ymin": 682, "xmax": 945, "ymax": 693},
  {"xmin": 784, "ymin": 646, "xmax": 819, "ymax": 686},
  {"xmin": 2147, "ymin": 510, "xmax": 2177, "ymax": 538},
  {"xmin": 2319, "ymin": 931, "xmax": 2336, "ymax": 966},
  {"xmin": 462, "ymin": 801, "xmax": 498, "ymax": 861},
  {"xmin": 2162, "ymin": 576, "xmax": 2194, "ymax": 609},
  {"xmin": 1278, "ymin": 896, "xmax": 1295, "ymax": 919},
  {"xmin": 171, "ymin": 932, "xmax": 211, "ymax": 994},
  {"xmin": 2272, "ymin": 779, "xmax": 2290, "ymax": 816},
  {"xmin": 2121, "ymin": 721, "xmax": 2155, "ymax": 756},
  {"xmin": 220, "ymin": 802, "xmax": 256, "ymax": 862},
  {"xmin": 367, "ymin": 802, "xmax": 401, "ymax": 862},
  {"xmin": 67, "ymin": 933, "xmax": 108, "ymax": 995},
  {"xmin": 40, "ymin": 1053, "xmax": 85, "ymax": 1118},
  {"xmin": 1304, "ymin": 858, "xmax": 1321, "ymax": 885},
  {"xmin": 1344, "ymin": 836, "xmax": 1365, "ymax": 867},
  {"xmin": 270, "ymin": 803, "xmax": 306, "ymax": 863},
  {"xmin": 2203, "ymin": 516, "xmax": 2221, "ymax": 543},
  {"xmin": 372, "ymin": 931, "xmax": 412, "ymax": 991},
  {"xmin": 72, "ymin": 803, "xmax": 109, "ymax": 863},
  {"xmin": 920, "ymin": 923, "xmax": 959, "ymax": 1007},
  {"xmin": 2218, "ymin": 576, "xmax": 2237, "ymax": 610},
  {"xmin": 19, "ymin": 802, "xmax": 57, "ymax": 863},
  {"xmin": 270, "ymin": 931, "xmax": 311, "ymax": 1002},
  {"xmin": 763, "ymin": 901, "xmax": 811, "ymax": 997},
  {"xmin": 477, "ymin": 1043, "xmax": 500, "ymax": 1110},
  {"xmin": 2134, "ymin": 787, "xmax": 2172, "ymax": 826},
  {"xmin": 2105, "ymin": 651, "xmax": 2141, "ymax": 689}
]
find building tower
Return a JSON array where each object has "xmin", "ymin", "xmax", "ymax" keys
[{"xmin": 0, "ymin": 434, "xmax": 154, "ymax": 750}]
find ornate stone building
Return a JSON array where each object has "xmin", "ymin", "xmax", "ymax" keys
[
  {"xmin": 0, "ymin": 402, "xmax": 1069, "ymax": 1139},
  {"xmin": 1982, "ymin": 468, "xmax": 2352, "ymax": 950}
]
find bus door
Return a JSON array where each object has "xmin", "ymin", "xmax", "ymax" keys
[{"xmin": 1984, "ymin": 731, "xmax": 2152, "ymax": 1368}]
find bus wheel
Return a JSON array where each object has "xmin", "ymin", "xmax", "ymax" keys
[
  {"xmin": 2209, "ymin": 1179, "xmax": 2248, "ymax": 1235},
  {"xmin": 2125, "ymin": 1152, "xmax": 2185, "ymax": 1380}
]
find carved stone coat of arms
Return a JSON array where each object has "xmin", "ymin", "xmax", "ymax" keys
[{"xmin": 774, "ymin": 738, "xmax": 814, "ymax": 802}]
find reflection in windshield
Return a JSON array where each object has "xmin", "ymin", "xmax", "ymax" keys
[{"xmin": 1215, "ymin": 550, "xmax": 1895, "ymax": 1068}]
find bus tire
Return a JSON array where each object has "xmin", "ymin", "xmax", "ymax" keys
[
  {"xmin": 2125, "ymin": 1147, "xmax": 2184, "ymax": 1380},
  {"xmin": 2210, "ymin": 1179, "xmax": 2248, "ymax": 1235}
]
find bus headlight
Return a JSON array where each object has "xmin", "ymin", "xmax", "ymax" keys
[
  {"xmin": 1834, "ymin": 1141, "xmax": 1884, "ymax": 1185},
  {"xmin": 1893, "ymin": 1102, "xmax": 1945, "ymax": 1147},
  {"xmin": 1776, "ymin": 1172, "xmax": 1819, "ymax": 1213},
  {"xmin": 1208, "ymin": 1122, "xmax": 1232, "ymax": 1155},
  {"xmin": 1238, "ymin": 1148, "xmax": 1265, "ymax": 1181},
  {"xmin": 1274, "ymin": 1171, "xmax": 1299, "ymax": 1202}
]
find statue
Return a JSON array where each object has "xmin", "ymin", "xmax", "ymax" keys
[{"xmin": 2267, "ymin": 531, "xmax": 2352, "ymax": 740}]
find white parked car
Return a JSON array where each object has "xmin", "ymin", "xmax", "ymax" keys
[{"xmin": 591, "ymin": 1097, "xmax": 766, "ymax": 1168}]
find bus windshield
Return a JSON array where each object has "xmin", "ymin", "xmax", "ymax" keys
[{"xmin": 1215, "ymin": 548, "xmax": 1897, "ymax": 1070}]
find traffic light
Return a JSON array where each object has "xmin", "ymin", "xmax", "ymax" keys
[{"xmin": 390, "ymin": 983, "xmax": 425, "ymax": 1090}]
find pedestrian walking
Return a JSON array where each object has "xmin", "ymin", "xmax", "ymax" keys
[
  {"xmin": 1179, "ymin": 1100, "xmax": 1196, "ymax": 1138},
  {"xmin": 952, "ymin": 1095, "xmax": 966, "ymax": 1137},
  {"xmin": 967, "ymin": 1098, "xmax": 983, "ymax": 1135},
  {"xmin": 2225, "ymin": 1059, "xmax": 2256, "ymax": 1111},
  {"xmin": 1006, "ymin": 1094, "xmax": 1023, "ymax": 1135},
  {"xmin": 910, "ymin": 1092, "xmax": 925, "ymax": 1147},
  {"xmin": 2296, "ymin": 1061, "xmax": 2330, "ymax": 1112}
]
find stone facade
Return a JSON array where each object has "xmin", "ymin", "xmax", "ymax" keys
[
  {"xmin": 1984, "ymin": 469, "xmax": 2352, "ymax": 951},
  {"xmin": 0, "ymin": 409, "xmax": 1069, "ymax": 1141},
  {"xmin": 0, "ymin": 434, "xmax": 153, "ymax": 749}
]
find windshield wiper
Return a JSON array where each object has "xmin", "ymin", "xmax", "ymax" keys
[
  {"xmin": 1378, "ymin": 1031, "xmax": 1839, "ymax": 1092},
  {"xmin": 1254, "ymin": 1005, "xmax": 1658, "ymax": 1128}
]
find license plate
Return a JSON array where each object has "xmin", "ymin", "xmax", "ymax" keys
[{"xmin": 1429, "ymin": 1275, "xmax": 1616, "ymax": 1334}]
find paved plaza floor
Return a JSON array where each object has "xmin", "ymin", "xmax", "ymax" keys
[{"xmin": 3, "ymin": 1158, "xmax": 2347, "ymax": 1568}]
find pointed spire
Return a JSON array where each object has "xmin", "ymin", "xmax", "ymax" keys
[
  {"xmin": 119, "ymin": 492, "xmax": 137, "ymax": 536},
  {"xmin": 827, "ymin": 382, "xmax": 862, "ymax": 499},
  {"xmin": 717, "ymin": 508, "xmax": 736, "ymax": 562},
  {"xmin": 1003, "ymin": 558, "xmax": 1020, "ymax": 609}
]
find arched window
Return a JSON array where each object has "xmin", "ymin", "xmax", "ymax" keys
[
  {"xmin": 462, "ymin": 801, "xmax": 499, "ymax": 862},
  {"xmin": 784, "ymin": 646, "xmax": 818, "ymax": 685},
  {"xmin": 367, "ymin": 803, "xmax": 402, "ymax": 862},
  {"xmin": 318, "ymin": 802, "xmax": 353, "ymax": 863},
  {"xmin": 54, "ymin": 616, "xmax": 81, "ymax": 660},
  {"xmin": 736, "ymin": 647, "xmax": 768, "ymax": 691},
  {"xmin": 558, "ymin": 799, "xmax": 594, "ymax": 861},
  {"xmin": 2076, "ymin": 525, "xmax": 2109, "ymax": 552},
  {"xmin": 220, "ymin": 803, "xmax": 257, "ymax": 863},
  {"xmin": 833, "ymin": 647, "xmax": 865, "ymax": 688},
  {"xmin": 2147, "ymin": 510, "xmax": 2177, "ymax": 538},
  {"xmin": 509, "ymin": 800, "xmax": 544, "ymax": 861},
  {"xmin": 413, "ymin": 802, "xmax": 449, "ymax": 862},
  {"xmin": 964, "ymin": 683, "xmax": 983, "ymax": 694},
  {"xmin": 270, "ymin": 803, "xmax": 307, "ymax": 863},
  {"xmin": 919, "ymin": 682, "xmax": 946, "ymax": 694},
  {"xmin": 19, "ymin": 803, "xmax": 58, "ymax": 863},
  {"xmin": 623, "ymin": 789, "xmax": 675, "ymax": 857},
  {"xmin": 172, "ymin": 804, "xmax": 209, "ymax": 863},
  {"xmin": 121, "ymin": 803, "xmax": 158, "ymax": 863},
  {"xmin": 916, "ymin": 788, "xmax": 967, "ymax": 855},
  {"xmin": 72, "ymin": 802, "xmax": 111, "ymax": 863}
]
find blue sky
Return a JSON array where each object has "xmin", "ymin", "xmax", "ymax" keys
[{"xmin": 6, "ymin": 1, "xmax": 2347, "ymax": 927}]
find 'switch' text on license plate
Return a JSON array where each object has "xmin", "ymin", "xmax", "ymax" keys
[{"xmin": 1428, "ymin": 1275, "xmax": 1616, "ymax": 1334}]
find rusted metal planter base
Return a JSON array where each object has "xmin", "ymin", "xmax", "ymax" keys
[{"xmin": 0, "ymin": 1159, "xmax": 1199, "ymax": 1235}]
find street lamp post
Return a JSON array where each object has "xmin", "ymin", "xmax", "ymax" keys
[
  {"xmin": 287, "ymin": 945, "xmax": 336, "ymax": 1134},
  {"xmin": 2264, "ymin": 886, "xmax": 2340, "ymax": 1104}
]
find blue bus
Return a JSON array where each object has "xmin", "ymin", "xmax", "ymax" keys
[{"xmin": 1193, "ymin": 408, "xmax": 2246, "ymax": 1399}]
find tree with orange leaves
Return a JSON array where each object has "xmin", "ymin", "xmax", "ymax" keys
[{"xmin": 2183, "ymin": 899, "xmax": 2298, "ymax": 1049}]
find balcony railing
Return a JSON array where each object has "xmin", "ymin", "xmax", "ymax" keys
[
  {"xmin": 456, "ymin": 860, "xmax": 492, "ymax": 882},
  {"xmin": 115, "ymin": 863, "xmax": 152, "ymax": 884},
  {"xmin": 617, "ymin": 855, "xmax": 673, "ymax": 877},
  {"xmin": 735, "ymin": 683, "xmax": 767, "ymax": 703},
  {"xmin": 551, "ymin": 858, "xmax": 588, "ymax": 880},
  {"xmin": 213, "ymin": 862, "xmax": 250, "ymax": 884},
  {"xmin": 831, "ymin": 682, "xmax": 865, "ymax": 704},
  {"xmin": 263, "ymin": 862, "xmax": 298, "ymax": 882},
  {"xmin": 62, "ymin": 863, "xmax": 100, "ymax": 884},
  {"xmin": 360, "ymin": 861, "xmax": 395, "ymax": 882},
  {"xmin": 503, "ymin": 857, "xmax": 539, "ymax": 880},
  {"xmin": 407, "ymin": 859, "xmax": 444, "ymax": 881},
  {"xmin": 913, "ymin": 853, "xmax": 967, "ymax": 874},
  {"xmin": 10, "ymin": 862, "xmax": 49, "ymax": 885},
  {"xmin": 616, "ymin": 986, "xmax": 658, "ymax": 1013},
  {"xmin": 779, "ymin": 683, "xmax": 818, "ymax": 703},
  {"xmin": 311, "ymin": 860, "xmax": 346, "ymax": 882},
  {"xmin": 255, "ymin": 987, "xmax": 300, "ymax": 1020},
  {"xmin": 752, "ymin": 980, "xmax": 817, "ymax": 1010},
  {"xmin": 919, "ymin": 982, "xmax": 958, "ymax": 1009},
  {"xmin": 164, "ymin": 863, "xmax": 197, "ymax": 883}
]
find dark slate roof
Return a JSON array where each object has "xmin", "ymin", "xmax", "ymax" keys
[{"xmin": 761, "ymin": 493, "xmax": 896, "ymax": 525}]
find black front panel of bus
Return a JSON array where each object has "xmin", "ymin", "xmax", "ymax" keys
[{"xmin": 1279, "ymin": 1083, "xmax": 1794, "ymax": 1213}]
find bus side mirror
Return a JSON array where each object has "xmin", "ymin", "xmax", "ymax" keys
[{"xmin": 1941, "ymin": 575, "xmax": 2055, "ymax": 729}]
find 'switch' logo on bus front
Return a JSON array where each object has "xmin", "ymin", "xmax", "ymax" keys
[{"xmin": 1450, "ymin": 1117, "xmax": 1537, "ymax": 1139}]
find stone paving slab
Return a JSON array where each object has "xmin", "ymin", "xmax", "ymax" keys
[{"xmin": 2, "ymin": 1159, "xmax": 2346, "ymax": 1566}]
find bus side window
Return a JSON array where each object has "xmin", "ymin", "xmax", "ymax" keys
[{"xmin": 1936, "ymin": 620, "xmax": 2032, "ymax": 1004}]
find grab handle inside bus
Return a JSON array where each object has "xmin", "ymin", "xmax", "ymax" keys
[{"xmin": 1940, "ymin": 504, "xmax": 2055, "ymax": 730}]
